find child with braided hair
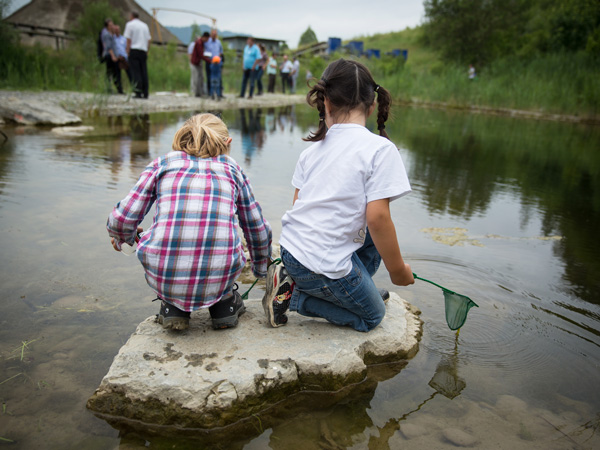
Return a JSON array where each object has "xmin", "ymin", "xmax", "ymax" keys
[{"xmin": 262, "ymin": 58, "xmax": 414, "ymax": 332}]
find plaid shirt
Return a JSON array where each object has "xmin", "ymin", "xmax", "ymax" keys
[{"xmin": 107, "ymin": 151, "xmax": 272, "ymax": 311}]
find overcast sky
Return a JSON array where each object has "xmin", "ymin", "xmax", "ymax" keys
[{"xmin": 6, "ymin": 0, "xmax": 425, "ymax": 46}]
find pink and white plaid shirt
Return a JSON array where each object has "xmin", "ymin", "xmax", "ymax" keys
[{"xmin": 107, "ymin": 151, "xmax": 272, "ymax": 311}]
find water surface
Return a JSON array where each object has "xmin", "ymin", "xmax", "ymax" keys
[{"xmin": 0, "ymin": 105, "xmax": 598, "ymax": 449}]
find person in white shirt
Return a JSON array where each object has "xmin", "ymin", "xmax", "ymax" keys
[
  {"xmin": 290, "ymin": 56, "xmax": 300, "ymax": 93},
  {"xmin": 279, "ymin": 54, "xmax": 293, "ymax": 94},
  {"xmin": 124, "ymin": 11, "xmax": 151, "ymax": 99},
  {"xmin": 262, "ymin": 58, "xmax": 414, "ymax": 332}
]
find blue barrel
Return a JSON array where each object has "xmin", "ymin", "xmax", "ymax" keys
[{"xmin": 328, "ymin": 37, "xmax": 342, "ymax": 54}]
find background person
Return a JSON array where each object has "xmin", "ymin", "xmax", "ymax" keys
[
  {"xmin": 267, "ymin": 52, "xmax": 278, "ymax": 93},
  {"xmin": 113, "ymin": 24, "xmax": 131, "ymax": 87},
  {"xmin": 254, "ymin": 43, "xmax": 268, "ymax": 96},
  {"xmin": 190, "ymin": 32, "xmax": 211, "ymax": 97},
  {"xmin": 100, "ymin": 18, "xmax": 122, "ymax": 94},
  {"xmin": 204, "ymin": 29, "xmax": 224, "ymax": 98},
  {"xmin": 239, "ymin": 37, "xmax": 260, "ymax": 99},
  {"xmin": 124, "ymin": 11, "xmax": 151, "ymax": 99},
  {"xmin": 280, "ymin": 54, "xmax": 293, "ymax": 94},
  {"xmin": 290, "ymin": 55, "xmax": 300, "ymax": 94}
]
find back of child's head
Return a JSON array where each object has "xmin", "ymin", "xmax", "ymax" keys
[
  {"xmin": 172, "ymin": 114, "xmax": 229, "ymax": 158},
  {"xmin": 304, "ymin": 58, "xmax": 392, "ymax": 142}
]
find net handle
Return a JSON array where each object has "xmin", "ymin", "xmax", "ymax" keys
[{"xmin": 413, "ymin": 272, "xmax": 458, "ymax": 295}]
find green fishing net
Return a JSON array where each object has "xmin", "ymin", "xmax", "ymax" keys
[
  {"xmin": 442, "ymin": 289, "xmax": 478, "ymax": 331},
  {"xmin": 413, "ymin": 273, "xmax": 479, "ymax": 330}
]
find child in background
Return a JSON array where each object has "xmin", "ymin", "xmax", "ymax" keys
[
  {"xmin": 210, "ymin": 55, "xmax": 222, "ymax": 100},
  {"xmin": 108, "ymin": 113, "xmax": 272, "ymax": 331},
  {"xmin": 263, "ymin": 58, "xmax": 414, "ymax": 332}
]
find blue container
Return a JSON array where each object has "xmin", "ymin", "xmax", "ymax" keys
[
  {"xmin": 328, "ymin": 37, "xmax": 342, "ymax": 54},
  {"xmin": 346, "ymin": 40, "xmax": 364, "ymax": 56},
  {"xmin": 366, "ymin": 49, "xmax": 381, "ymax": 59},
  {"xmin": 401, "ymin": 49, "xmax": 408, "ymax": 60}
]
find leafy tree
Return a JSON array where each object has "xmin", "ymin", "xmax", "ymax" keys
[
  {"xmin": 298, "ymin": 26, "xmax": 318, "ymax": 47},
  {"xmin": 190, "ymin": 22, "xmax": 201, "ymax": 42},
  {"xmin": 423, "ymin": 0, "xmax": 529, "ymax": 65},
  {"xmin": 0, "ymin": 0, "xmax": 17, "ymax": 45},
  {"xmin": 71, "ymin": 0, "xmax": 121, "ymax": 45}
]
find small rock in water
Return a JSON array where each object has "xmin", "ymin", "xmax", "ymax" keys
[
  {"xmin": 400, "ymin": 423, "xmax": 427, "ymax": 439},
  {"xmin": 442, "ymin": 428, "xmax": 478, "ymax": 447}
]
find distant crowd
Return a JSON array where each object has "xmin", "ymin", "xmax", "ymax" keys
[
  {"xmin": 100, "ymin": 15, "xmax": 305, "ymax": 100},
  {"xmin": 237, "ymin": 36, "xmax": 301, "ymax": 99}
]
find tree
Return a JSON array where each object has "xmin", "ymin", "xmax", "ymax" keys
[
  {"xmin": 190, "ymin": 22, "xmax": 201, "ymax": 42},
  {"xmin": 298, "ymin": 26, "xmax": 318, "ymax": 47},
  {"xmin": 71, "ymin": 0, "xmax": 121, "ymax": 45},
  {"xmin": 423, "ymin": 0, "xmax": 528, "ymax": 65}
]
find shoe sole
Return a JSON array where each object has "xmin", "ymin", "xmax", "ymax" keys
[
  {"xmin": 262, "ymin": 265, "xmax": 287, "ymax": 328},
  {"xmin": 211, "ymin": 304, "xmax": 246, "ymax": 330},
  {"xmin": 157, "ymin": 315, "xmax": 189, "ymax": 331}
]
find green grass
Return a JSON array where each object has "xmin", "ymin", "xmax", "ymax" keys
[{"xmin": 1, "ymin": 26, "xmax": 598, "ymax": 118}]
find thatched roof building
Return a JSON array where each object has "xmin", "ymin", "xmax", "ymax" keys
[{"xmin": 4, "ymin": 0, "xmax": 182, "ymax": 49}]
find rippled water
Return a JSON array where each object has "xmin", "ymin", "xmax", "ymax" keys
[{"xmin": 0, "ymin": 105, "xmax": 598, "ymax": 449}]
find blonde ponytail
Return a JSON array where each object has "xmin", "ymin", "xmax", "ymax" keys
[{"xmin": 172, "ymin": 114, "xmax": 230, "ymax": 158}]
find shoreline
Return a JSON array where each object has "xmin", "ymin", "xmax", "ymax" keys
[
  {"xmin": 0, "ymin": 89, "xmax": 597, "ymax": 126},
  {"xmin": 0, "ymin": 90, "xmax": 306, "ymax": 124},
  {"xmin": 397, "ymin": 98, "xmax": 600, "ymax": 125}
]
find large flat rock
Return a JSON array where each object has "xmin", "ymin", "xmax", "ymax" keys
[
  {"xmin": 0, "ymin": 95, "xmax": 81, "ymax": 125},
  {"xmin": 87, "ymin": 292, "xmax": 422, "ymax": 438}
]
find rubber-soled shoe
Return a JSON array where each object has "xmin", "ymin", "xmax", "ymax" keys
[
  {"xmin": 156, "ymin": 299, "xmax": 191, "ymax": 331},
  {"xmin": 262, "ymin": 263, "xmax": 294, "ymax": 327},
  {"xmin": 209, "ymin": 290, "xmax": 246, "ymax": 329},
  {"xmin": 379, "ymin": 289, "xmax": 390, "ymax": 303}
]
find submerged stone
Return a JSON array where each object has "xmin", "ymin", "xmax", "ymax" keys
[{"xmin": 87, "ymin": 292, "xmax": 422, "ymax": 439}]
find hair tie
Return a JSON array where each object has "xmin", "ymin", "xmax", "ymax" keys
[
  {"xmin": 374, "ymin": 84, "xmax": 380, "ymax": 92},
  {"xmin": 319, "ymin": 111, "xmax": 325, "ymax": 122},
  {"xmin": 378, "ymin": 124, "xmax": 386, "ymax": 130}
]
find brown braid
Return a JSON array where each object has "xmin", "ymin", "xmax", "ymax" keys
[
  {"xmin": 303, "ymin": 78, "xmax": 328, "ymax": 142},
  {"xmin": 375, "ymin": 85, "xmax": 392, "ymax": 140}
]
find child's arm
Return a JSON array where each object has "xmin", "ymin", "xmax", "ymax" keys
[
  {"xmin": 236, "ymin": 174, "xmax": 272, "ymax": 278},
  {"xmin": 366, "ymin": 198, "xmax": 414, "ymax": 286},
  {"xmin": 107, "ymin": 165, "xmax": 157, "ymax": 247}
]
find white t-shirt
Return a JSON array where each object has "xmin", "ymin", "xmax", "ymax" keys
[
  {"xmin": 124, "ymin": 18, "xmax": 151, "ymax": 52},
  {"xmin": 280, "ymin": 123, "xmax": 411, "ymax": 279}
]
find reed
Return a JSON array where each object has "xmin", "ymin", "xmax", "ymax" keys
[{"xmin": 1, "ymin": 37, "xmax": 598, "ymax": 117}]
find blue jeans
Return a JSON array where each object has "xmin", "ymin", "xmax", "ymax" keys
[
  {"xmin": 281, "ymin": 231, "xmax": 385, "ymax": 332},
  {"xmin": 240, "ymin": 68, "xmax": 256, "ymax": 97}
]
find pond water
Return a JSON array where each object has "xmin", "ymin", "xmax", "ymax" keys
[{"xmin": 0, "ymin": 104, "xmax": 599, "ymax": 449}]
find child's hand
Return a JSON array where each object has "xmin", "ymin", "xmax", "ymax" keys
[
  {"xmin": 110, "ymin": 237, "xmax": 121, "ymax": 252},
  {"xmin": 390, "ymin": 263, "xmax": 414, "ymax": 286}
]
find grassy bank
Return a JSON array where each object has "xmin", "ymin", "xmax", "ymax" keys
[
  {"xmin": 357, "ymin": 27, "xmax": 600, "ymax": 117},
  {"xmin": 1, "ymin": 26, "xmax": 598, "ymax": 118}
]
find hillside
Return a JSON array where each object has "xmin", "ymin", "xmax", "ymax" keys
[{"xmin": 166, "ymin": 25, "xmax": 236, "ymax": 44}]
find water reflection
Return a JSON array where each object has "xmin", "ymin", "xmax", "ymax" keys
[
  {"xmin": 388, "ymin": 109, "xmax": 600, "ymax": 308},
  {"xmin": 235, "ymin": 106, "xmax": 298, "ymax": 165},
  {"xmin": 0, "ymin": 106, "xmax": 599, "ymax": 449}
]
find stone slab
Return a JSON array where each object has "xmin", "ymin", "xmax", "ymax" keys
[
  {"xmin": 87, "ymin": 292, "xmax": 422, "ymax": 433},
  {"xmin": 0, "ymin": 95, "xmax": 81, "ymax": 125}
]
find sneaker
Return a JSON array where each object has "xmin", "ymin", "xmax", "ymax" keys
[
  {"xmin": 156, "ymin": 299, "xmax": 191, "ymax": 331},
  {"xmin": 262, "ymin": 263, "xmax": 294, "ymax": 327},
  {"xmin": 379, "ymin": 289, "xmax": 390, "ymax": 303},
  {"xmin": 209, "ymin": 290, "xmax": 246, "ymax": 330}
]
